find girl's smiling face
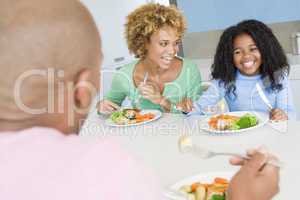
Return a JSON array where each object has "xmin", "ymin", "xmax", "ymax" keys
[{"xmin": 233, "ymin": 33, "xmax": 262, "ymax": 76}]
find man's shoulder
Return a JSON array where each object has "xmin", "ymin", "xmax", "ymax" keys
[{"xmin": 0, "ymin": 127, "xmax": 65, "ymax": 141}]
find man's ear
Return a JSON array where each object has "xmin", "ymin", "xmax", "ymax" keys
[{"xmin": 74, "ymin": 68, "xmax": 98, "ymax": 109}]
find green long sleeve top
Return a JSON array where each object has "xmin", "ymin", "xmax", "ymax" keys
[{"xmin": 104, "ymin": 58, "xmax": 202, "ymax": 113}]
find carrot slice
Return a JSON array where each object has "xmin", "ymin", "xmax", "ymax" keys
[
  {"xmin": 191, "ymin": 182, "xmax": 200, "ymax": 192},
  {"xmin": 214, "ymin": 177, "xmax": 229, "ymax": 184}
]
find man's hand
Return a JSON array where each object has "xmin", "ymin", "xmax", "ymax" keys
[{"xmin": 228, "ymin": 150, "xmax": 280, "ymax": 200}]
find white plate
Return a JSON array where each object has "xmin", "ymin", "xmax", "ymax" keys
[
  {"xmin": 170, "ymin": 171, "xmax": 234, "ymax": 190},
  {"xmin": 170, "ymin": 170, "xmax": 280, "ymax": 200},
  {"xmin": 105, "ymin": 109, "xmax": 162, "ymax": 127},
  {"xmin": 201, "ymin": 111, "xmax": 269, "ymax": 134}
]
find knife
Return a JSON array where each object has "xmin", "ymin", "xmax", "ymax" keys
[{"xmin": 255, "ymin": 83, "xmax": 273, "ymax": 111}]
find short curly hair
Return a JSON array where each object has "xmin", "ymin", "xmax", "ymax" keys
[{"xmin": 125, "ymin": 3, "xmax": 186, "ymax": 59}]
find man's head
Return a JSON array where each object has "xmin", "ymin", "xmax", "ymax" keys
[{"xmin": 0, "ymin": 0, "xmax": 101, "ymax": 133}]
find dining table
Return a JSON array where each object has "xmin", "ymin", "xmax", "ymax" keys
[{"xmin": 80, "ymin": 109, "xmax": 300, "ymax": 200}]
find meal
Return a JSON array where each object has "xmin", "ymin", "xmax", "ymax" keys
[
  {"xmin": 109, "ymin": 109, "xmax": 155, "ymax": 125},
  {"xmin": 179, "ymin": 177, "xmax": 229, "ymax": 200},
  {"xmin": 208, "ymin": 113, "xmax": 258, "ymax": 131}
]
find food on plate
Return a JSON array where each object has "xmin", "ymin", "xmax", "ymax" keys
[
  {"xmin": 109, "ymin": 109, "xmax": 155, "ymax": 125},
  {"xmin": 208, "ymin": 113, "xmax": 258, "ymax": 131},
  {"xmin": 178, "ymin": 177, "xmax": 229, "ymax": 200}
]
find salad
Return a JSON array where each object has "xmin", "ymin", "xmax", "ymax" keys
[
  {"xmin": 178, "ymin": 177, "xmax": 229, "ymax": 200},
  {"xmin": 109, "ymin": 109, "xmax": 155, "ymax": 125},
  {"xmin": 208, "ymin": 113, "xmax": 258, "ymax": 131}
]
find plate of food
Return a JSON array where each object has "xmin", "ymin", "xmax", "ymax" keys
[
  {"xmin": 201, "ymin": 111, "xmax": 269, "ymax": 134},
  {"xmin": 170, "ymin": 171, "xmax": 234, "ymax": 200},
  {"xmin": 104, "ymin": 108, "xmax": 162, "ymax": 127}
]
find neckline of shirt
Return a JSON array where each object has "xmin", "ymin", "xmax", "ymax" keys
[{"xmin": 236, "ymin": 70, "xmax": 261, "ymax": 80}]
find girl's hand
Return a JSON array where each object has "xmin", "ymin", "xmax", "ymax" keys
[
  {"xmin": 270, "ymin": 108, "xmax": 288, "ymax": 121},
  {"xmin": 176, "ymin": 98, "xmax": 193, "ymax": 113},
  {"xmin": 138, "ymin": 82, "xmax": 163, "ymax": 105},
  {"xmin": 97, "ymin": 100, "xmax": 120, "ymax": 115}
]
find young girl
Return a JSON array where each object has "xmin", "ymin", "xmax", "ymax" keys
[{"xmin": 182, "ymin": 19, "xmax": 296, "ymax": 120}]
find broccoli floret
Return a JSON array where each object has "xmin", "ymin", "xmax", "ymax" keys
[
  {"xmin": 114, "ymin": 115, "xmax": 129, "ymax": 125},
  {"xmin": 211, "ymin": 194, "xmax": 225, "ymax": 200},
  {"xmin": 248, "ymin": 115, "xmax": 257, "ymax": 126},
  {"xmin": 110, "ymin": 111, "xmax": 123, "ymax": 121},
  {"xmin": 236, "ymin": 114, "xmax": 258, "ymax": 129},
  {"xmin": 230, "ymin": 122, "xmax": 240, "ymax": 130}
]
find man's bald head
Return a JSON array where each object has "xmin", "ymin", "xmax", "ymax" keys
[{"xmin": 0, "ymin": 0, "xmax": 101, "ymax": 131}]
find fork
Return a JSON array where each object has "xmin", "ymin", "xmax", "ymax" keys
[
  {"xmin": 178, "ymin": 135, "xmax": 284, "ymax": 168},
  {"xmin": 134, "ymin": 72, "xmax": 148, "ymax": 108}
]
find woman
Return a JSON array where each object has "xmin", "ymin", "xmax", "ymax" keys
[{"xmin": 98, "ymin": 3, "xmax": 202, "ymax": 114}]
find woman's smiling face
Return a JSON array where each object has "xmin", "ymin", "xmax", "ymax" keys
[
  {"xmin": 233, "ymin": 33, "xmax": 262, "ymax": 76},
  {"xmin": 144, "ymin": 26, "xmax": 181, "ymax": 69}
]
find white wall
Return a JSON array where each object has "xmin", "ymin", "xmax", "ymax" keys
[
  {"xmin": 81, "ymin": 0, "xmax": 143, "ymax": 68},
  {"xmin": 81, "ymin": 0, "xmax": 169, "ymax": 68}
]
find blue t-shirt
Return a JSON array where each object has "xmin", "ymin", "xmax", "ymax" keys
[{"xmin": 192, "ymin": 70, "xmax": 296, "ymax": 119}]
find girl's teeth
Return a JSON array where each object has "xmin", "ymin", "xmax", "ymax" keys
[{"xmin": 243, "ymin": 61, "xmax": 254, "ymax": 67}]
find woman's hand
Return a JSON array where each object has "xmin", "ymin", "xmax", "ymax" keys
[
  {"xmin": 270, "ymin": 108, "xmax": 288, "ymax": 121},
  {"xmin": 138, "ymin": 82, "xmax": 163, "ymax": 105},
  {"xmin": 97, "ymin": 99, "xmax": 120, "ymax": 115},
  {"xmin": 138, "ymin": 82, "xmax": 173, "ymax": 112},
  {"xmin": 176, "ymin": 98, "xmax": 193, "ymax": 113},
  {"xmin": 228, "ymin": 149, "xmax": 280, "ymax": 200}
]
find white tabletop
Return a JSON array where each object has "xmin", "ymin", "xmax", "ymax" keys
[{"xmin": 80, "ymin": 110, "xmax": 300, "ymax": 199}]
